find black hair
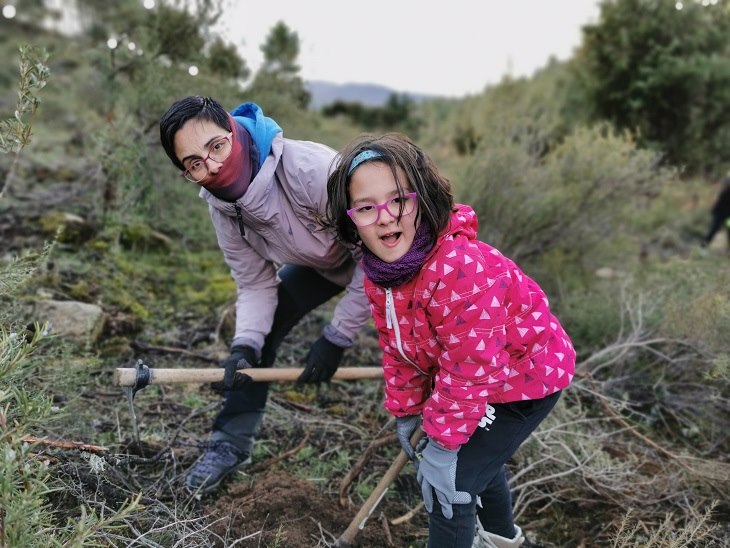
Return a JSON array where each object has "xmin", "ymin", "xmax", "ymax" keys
[
  {"xmin": 325, "ymin": 133, "xmax": 455, "ymax": 247},
  {"xmin": 159, "ymin": 95, "xmax": 231, "ymax": 170}
]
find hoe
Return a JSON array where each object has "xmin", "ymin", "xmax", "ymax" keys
[{"xmin": 114, "ymin": 360, "xmax": 419, "ymax": 547}]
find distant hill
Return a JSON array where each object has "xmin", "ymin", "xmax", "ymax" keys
[{"xmin": 305, "ymin": 80, "xmax": 442, "ymax": 109}]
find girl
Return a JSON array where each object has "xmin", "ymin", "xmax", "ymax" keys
[{"xmin": 325, "ymin": 134, "xmax": 576, "ymax": 548}]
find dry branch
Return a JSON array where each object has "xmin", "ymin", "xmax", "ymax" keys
[
  {"xmin": 246, "ymin": 433, "xmax": 310, "ymax": 474},
  {"xmin": 131, "ymin": 340, "xmax": 220, "ymax": 363},
  {"xmin": 21, "ymin": 435, "xmax": 108, "ymax": 453},
  {"xmin": 594, "ymin": 382, "xmax": 730, "ymax": 487},
  {"xmin": 390, "ymin": 501, "xmax": 424, "ymax": 525},
  {"xmin": 379, "ymin": 512, "xmax": 394, "ymax": 546},
  {"xmin": 338, "ymin": 433, "xmax": 397, "ymax": 507}
]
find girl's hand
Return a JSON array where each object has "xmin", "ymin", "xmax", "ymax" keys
[
  {"xmin": 416, "ymin": 438, "xmax": 472, "ymax": 519},
  {"xmin": 395, "ymin": 415, "xmax": 421, "ymax": 460}
]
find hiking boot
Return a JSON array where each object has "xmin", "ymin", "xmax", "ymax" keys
[
  {"xmin": 473, "ymin": 520, "xmax": 525, "ymax": 548},
  {"xmin": 184, "ymin": 440, "xmax": 252, "ymax": 493}
]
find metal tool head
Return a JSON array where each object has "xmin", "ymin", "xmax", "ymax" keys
[{"xmin": 131, "ymin": 359, "xmax": 150, "ymax": 397}]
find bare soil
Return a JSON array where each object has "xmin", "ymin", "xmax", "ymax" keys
[{"xmin": 208, "ymin": 472, "xmax": 426, "ymax": 547}]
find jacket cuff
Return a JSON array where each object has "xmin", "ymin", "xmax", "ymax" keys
[
  {"xmin": 323, "ymin": 324, "xmax": 353, "ymax": 348},
  {"xmin": 428, "ymin": 439, "xmax": 459, "ymax": 454}
]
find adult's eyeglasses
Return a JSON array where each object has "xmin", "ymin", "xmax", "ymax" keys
[{"xmin": 181, "ymin": 134, "xmax": 232, "ymax": 183}]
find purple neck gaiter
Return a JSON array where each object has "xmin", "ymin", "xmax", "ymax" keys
[{"xmin": 362, "ymin": 222, "xmax": 434, "ymax": 288}]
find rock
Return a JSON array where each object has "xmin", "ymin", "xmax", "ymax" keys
[
  {"xmin": 119, "ymin": 223, "xmax": 173, "ymax": 252},
  {"xmin": 33, "ymin": 300, "xmax": 106, "ymax": 345},
  {"xmin": 30, "ymin": 162, "xmax": 79, "ymax": 183},
  {"xmin": 39, "ymin": 211, "xmax": 95, "ymax": 244},
  {"xmin": 595, "ymin": 267, "xmax": 614, "ymax": 279}
]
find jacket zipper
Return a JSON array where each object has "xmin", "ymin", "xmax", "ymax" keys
[
  {"xmin": 385, "ymin": 288, "xmax": 427, "ymax": 375},
  {"xmin": 233, "ymin": 203, "xmax": 246, "ymax": 238}
]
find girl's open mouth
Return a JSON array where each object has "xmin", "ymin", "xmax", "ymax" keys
[{"xmin": 380, "ymin": 231, "xmax": 402, "ymax": 247}]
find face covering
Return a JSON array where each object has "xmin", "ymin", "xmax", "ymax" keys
[
  {"xmin": 202, "ymin": 114, "xmax": 254, "ymax": 202},
  {"xmin": 361, "ymin": 222, "xmax": 434, "ymax": 288}
]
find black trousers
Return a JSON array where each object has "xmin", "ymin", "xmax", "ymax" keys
[
  {"xmin": 426, "ymin": 391, "xmax": 562, "ymax": 548},
  {"xmin": 704, "ymin": 213, "xmax": 730, "ymax": 248},
  {"xmin": 211, "ymin": 264, "xmax": 345, "ymax": 453}
]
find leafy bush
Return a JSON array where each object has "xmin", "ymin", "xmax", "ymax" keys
[
  {"xmin": 0, "ymin": 44, "xmax": 143, "ymax": 547},
  {"xmin": 459, "ymin": 124, "xmax": 672, "ymax": 273},
  {"xmin": 443, "ymin": 60, "xmax": 588, "ymax": 164},
  {"xmin": 640, "ymin": 255, "xmax": 730, "ymax": 359}
]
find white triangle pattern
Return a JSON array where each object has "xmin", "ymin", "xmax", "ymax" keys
[{"xmin": 364, "ymin": 211, "xmax": 575, "ymax": 448}]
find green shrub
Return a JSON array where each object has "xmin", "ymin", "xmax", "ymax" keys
[
  {"xmin": 459, "ymin": 124, "xmax": 672, "ymax": 275},
  {"xmin": 1, "ymin": 44, "xmax": 143, "ymax": 547},
  {"xmin": 638, "ymin": 256, "xmax": 730, "ymax": 358}
]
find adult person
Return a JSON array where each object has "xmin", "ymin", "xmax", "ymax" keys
[
  {"xmin": 159, "ymin": 96, "xmax": 371, "ymax": 492},
  {"xmin": 325, "ymin": 133, "xmax": 576, "ymax": 548},
  {"xmin": 702, "ymin": 176, "xmax": 730, "ymax": 250}
]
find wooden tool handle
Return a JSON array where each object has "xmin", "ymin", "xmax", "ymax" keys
[
  {"xmin": 113, "ymin": 366, "xmax": 383, "ymax": 386},
  {"xmin": 334, "ymin": 429, "xmax": 424, "ymax": 548}
]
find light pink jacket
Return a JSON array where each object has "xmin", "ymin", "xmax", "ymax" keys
[{"xmin": 201, "ymin": 133, "xmax": 370, "ymax": 352}]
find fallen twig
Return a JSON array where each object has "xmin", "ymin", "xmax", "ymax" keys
[
  {"xmin": 131, "ymin": 340, "xmax": 220, "ymax": 363},
  {"xmin": 338, "ymin": 433, "xmax": 397, "ymax": 507},
  {"xmin": 585, "ymin": 374, "xmax": 730, "ymax": 484},
  {"xmin": 390, "ymin": 501, "xmax": 424, "ymax": 525},
  {"xmin": 21, "ymin": 435, "xmax": 108, "ymax": 453},
  {"xmin": 379, "ymin": 512, "xmax": 394, "ymax": 546},
  {"xmin": 247, "ymin": 433, "xmax": 310, "ymax": 474},
  {"xmin": 270, "ymin": 395, "xmax": 314, "ymax": 413}
]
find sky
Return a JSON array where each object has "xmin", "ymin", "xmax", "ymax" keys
[{"xmin": 215, "ymin": 0, "xmax": 603, "ymax": 98}]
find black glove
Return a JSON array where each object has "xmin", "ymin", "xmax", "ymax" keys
[
  {"xmin": 297, "ymin": 336, "xmax": 344, "ymax": 384},
  {"xmin": 395, "ymin": 415, "xmax": 421, "ymax": 461},
  {"xmin": 211, "ymin": 345, "xmax": 257, "ymax": 393}
]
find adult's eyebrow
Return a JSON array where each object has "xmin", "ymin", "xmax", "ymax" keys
[{"xmin": 180, "ymin": 134, "xmax": 227, "ymax": 165}]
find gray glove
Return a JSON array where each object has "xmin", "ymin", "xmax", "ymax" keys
[
  {"xmin": 416, "ymin": 438, "xmax": 472, "ymax": 519},
  {"xmin": 395, "ymin": 415, "xmax": 421, "ymax": 461}
]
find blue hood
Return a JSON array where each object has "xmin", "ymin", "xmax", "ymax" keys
[{"xmin": 230, "ymin": 102, "xmax": 282, "ymax": 167}]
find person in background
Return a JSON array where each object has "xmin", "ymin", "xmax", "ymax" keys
[
  {"xmin": 159, "ymin": 96, "xmax": 371, "ymax": 493},
  {"xmin": 324, "ymin": 133, "xmax": 576, "ymax": 548},
  {"xmin": 702, "ymin": 176, "xmax": 730, "ymax": 250}
]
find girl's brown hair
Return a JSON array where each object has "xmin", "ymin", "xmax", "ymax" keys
[{"xmin": 325, "ymin": 133, "xmax": 455, "ymax": 246}]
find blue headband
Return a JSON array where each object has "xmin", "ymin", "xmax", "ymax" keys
[{"xmin": 348, "ymin": 149, "xmax": 383, "ymax": 175}]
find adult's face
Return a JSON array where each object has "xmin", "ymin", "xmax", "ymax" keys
[{"xmin": 174, "ymin": 118, "xmax": 231, "ymax": 184}]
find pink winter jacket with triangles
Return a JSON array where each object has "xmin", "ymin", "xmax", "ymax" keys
[{"xmin": 365, "ymin": 205, "xmax": 576, "ymax": 450}]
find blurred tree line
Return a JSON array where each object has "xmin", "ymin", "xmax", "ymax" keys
[
  {"xmin": 0, "ymin": 0, "xmax": 727, "ymax": 272},
  {"xmin": 446, "ymin": 0, "xmax": 730, "ymax": 178},
  {"xmin": 322, "ymin": 94, "xmax": 421, "ymax": 135},
  {"xmin": 575, "ymin": 0, "xmax": 730, "ymax": 176},
  {"xmin": 11, "ymin": 0, "xmax": 730, "ymax": 179}
]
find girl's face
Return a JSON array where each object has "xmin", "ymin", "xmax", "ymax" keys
[{"xmin": 349, "ymin": 161, "xmax": 418, "ymax": 263}]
